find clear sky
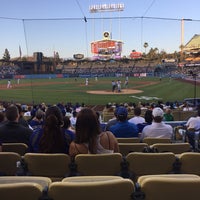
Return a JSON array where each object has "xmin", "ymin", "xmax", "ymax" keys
[{"xmin": 1, "ymin": 0, "xmax": 200, "ymax": 59}]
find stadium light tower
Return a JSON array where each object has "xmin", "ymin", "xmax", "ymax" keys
[{"xmin": 181, "ymin": 18, "xmax": 192, "ymax": 53}]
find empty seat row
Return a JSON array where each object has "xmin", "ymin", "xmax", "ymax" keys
[
  {"xmin": 117, "ymin": 137, "xmax": 172, "ymax": 145},
  {"xmin": 1, "ymin": 152, "xmax": 200, "ymax": 182},
  {"xmin": 134, "ymin": 174, "xmax": 200, "ymax": 200},
  {"xmin": 1, "ymin": 141, "xmax": 192, "ymax": 157},
  {"xmin": 118, "ymin": 142, "xmax": 191, "ymax": 155},
  {"xmin": 0, "ymin": 176, "xmax": 134, "ymax": 200},
  {"xmin": 0, "ymin": 175, "xmax": 200, "ymax": 200}
]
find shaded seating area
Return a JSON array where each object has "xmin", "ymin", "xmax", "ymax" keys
[
  {"xmin": 23, "ymin": 153, "xmax": 71, "ymax": 181},
  {"xmin": 2, "ymin": 143, "xmax": 28, "ymax": 156},
  {"xmin": 150, "ymin": 143, "xmax": 191, "ymax": 154},
  {"xmin": 125, "ymin": 152, "xmax": 177, "ymax": 182},
  {"xmin": 1, "ymin": 151, "xmax": 200, "ymax": 199},
  {"xmin": 134, "ymin": 174, "xmax": 200, "ymax": 200},
  {"xmin": 0, "ymin": 152, "xmax": 21, "ymax": 175},
  {"xmin": 142, "ymin": 138, "xmax": 172, "ymax": 146},
  {"xmin": 0, "ymin": 174, "xmax": 200, "ymax": 200},
  {"xmin": 118, "ymin": 143, "xmax": 148, "ymax": 156},
  {"xmin": 73, "ymin": 153, "xmax": 123, "ymax": 176},
  {"xmin": 0, "ymin": 182, "xmax": 44, "ymax": 200},
  {"xmin": 117, "ymin": 137, "xmax": 140, "ymax": 143},
  {"xmin": 179, "ymin": 152, "xmax": 200, "ymax": 175},
  {"xmin": 49, "ymin": 176, "xmax": 134, "ymax": 200}
]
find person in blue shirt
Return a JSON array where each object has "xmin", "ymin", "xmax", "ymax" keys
[
  {"xmin": 109, "ymin": 106, "xmax": 139, "ymax": 138},
  {"xmin": 62, "ymin": 116, "xmax": 75, "ymax": 141}
]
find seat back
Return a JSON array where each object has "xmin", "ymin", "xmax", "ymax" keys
[
  {"xmin": 179, "ymin": 152, "xmax": 200, "ymax": 175},
  {"xmin": 0, "ymin": 152, "xmax": 21, "ymax": 175},
  {"xmin": 0, "ymin": 182, "xmax": 43, "ymax": 200},
  {"xmin": 118, "ymin": 143, "xmax": 148, "ymax": 156},
  {"xmin": 62, "ymin": 175, "xmax": 123, "ymax": 182},
  {"xmin": 117, "ymin": 137, "xmax": 140, "ymax": 143},
  {"xmin": 136, "ymin": 175, "xmax": 200, "ymax": 200},
  {"xmin": 180, "ymin": 111, "xmax": 197, "ymax": 121},
  {"xmin": 24, "ymin": 153, "xmax": 71, "ymax": 181},
  {"xmin": 151, "ymin": 143, "xmax": 191, "ymax": 154},
  {"xmin": 74, "ymin": 153, "xmax": 123, "ymax": 176},
  {"xmin": 126, "ymin": 152, "xmax": 176, "ymax": 182},
  {"xmin": 142, "ymin": 138, "xmax": 171, "ymax": 145},
  {"xmin": 49, "ymin": 178, "xmax": 134, "ymax": 200},
  {"xmin": 0, "ymin": 176, "xmax": 52, "ymax": 190},
  {"xmin": 2, "ymin": 143, "xmax": 28, "ymax": 156}
]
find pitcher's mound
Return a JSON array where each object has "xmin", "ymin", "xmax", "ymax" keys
[{"xmin": 87, "ymin": 89, "xmax": 143, "ymax": 95}]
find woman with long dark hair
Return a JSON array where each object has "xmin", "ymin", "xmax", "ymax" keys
[
  {"xmin": 30, "ymin": 106, "xmax": 70, "ymax": 153},
  {"xmin": 69, "ymin": 108, "xmax": 119, "ymax": 157}
]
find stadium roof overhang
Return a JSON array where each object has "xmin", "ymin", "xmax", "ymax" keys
[{"xmin": 183, "ymin": 34, "xmax": 200, "ymax": 53}]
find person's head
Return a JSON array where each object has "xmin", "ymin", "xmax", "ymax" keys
[
  {"xmin": 75, "ymin": 108, "xmax": 101, "ymax": 153},
  {"xmin": 5, "ymin": 104, "xmax": 19, "ymax": 122},
  {"xmin": 44, "ymin": 106, "xmax": 63, "ymax": 127},
  {"xmin": 39, "ymin": 106, "xmax": 65, "ymax": 153},
  {"xmin": 35, "ymin": 109, "xmax": 44, "ymax": 120},
  {"xmin": 72, "ymin": 111, "xmax": 77, "ymax": 118},
  {"xmin": 63, "ymin": 116, "xmax": 71, "ymax": 129},
  {"xmin": 116, "ymin": 106, "xmax": 128, "ymax": 122},
  {"xmin": 152, "ymin": 107, "xmax": 164, "ymax": 123},
  {"xmin": 15, "ymin": 104, "xmax": 23, "ymax": 117},
  {"xmin": 144, "ymin": 109, "xmax": 153, "ymax": 123},
  {"xmin": 165, "ymin": 108, "xmax": 172, "ymax": 115},
  {"xmin": 134, "ymin": 107, "xmax": 142, "ymax": 116}
]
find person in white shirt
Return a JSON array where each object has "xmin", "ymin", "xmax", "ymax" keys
[
  {"xmin": 140, "ymin": 107, "xmax": 173, "ymax": 141},
  {"xmin": 186, "ymin": 109, "xmax": 200, "ymax": 149},
  {"xmin": 129, "ymin": 107, "xmax": 145, "ymax": 125},
  {"xmin": 70, "ymin": 111, "xmax": 77, "ymax": 129}
]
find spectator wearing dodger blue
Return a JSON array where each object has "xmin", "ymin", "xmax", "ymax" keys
[{"xmin": 109, "ymin": 106, "xmax": 139, "ymax": 138}]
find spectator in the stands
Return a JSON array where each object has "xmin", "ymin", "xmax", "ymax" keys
[
  {"xmin": 137, "ymin": 109, "xmax": 153, "ymax": 133},
  {"xmin": 140, "ymin": 107, "xmax": 173, "ymax": 140},
  {"xmin": 69, "ymin": 107, "xmax": 119, "ymax": 158},
  {"xmin": 128, "ymin": 106, "xmax": 145, "ymax": 125},
  {"xmin": 163, "ymin": 108, "xmax": 174, "ymax": 121},
  {"xmin": 63, "ymin": 116, "xmax": 75, "ymax": 142},
  {"xmin": 0, "ymin": 104, "xmax": 32, "ymax": 145},
  {"xmin": 29, "ymin": 109, "xmax": 44, "ymax": 131},
  {"xmin": 109, "ymin": 106, "xmax": 139, "ymax": 138},
  {"xmin": 23, "ymin": 106, "xmax": 32, "ymax": 117},
  {"xmin": 70, "ymin": 110, "xmax": 77, "ymax": 128},
  {"xmin": 16, "ymin": 104, "xmax": 29, "ymax": 128},
  {"xmin": 29, "ymin": 106, "xmax": 70, "ymax": 153},
  {"xmin": 105, "ymin": 108, "xmax": 118, "ymax": 131},
  {"xmin": 185, "ymin": 109, "xmax": 200, "ymax": 149}
]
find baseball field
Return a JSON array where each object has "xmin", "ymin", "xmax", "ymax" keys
[{"xmin": 0, "ymin": 76, "xmax": 199, "ymax": 106}]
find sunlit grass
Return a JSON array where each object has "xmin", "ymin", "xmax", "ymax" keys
[{"xmin": 0, "ymin": 77, "xmax": 199, "ymax": 105}]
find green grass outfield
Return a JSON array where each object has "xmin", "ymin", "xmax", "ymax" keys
[{"xmin": 0, "ymin": 76, "xmax": 199, "ymax": 106}]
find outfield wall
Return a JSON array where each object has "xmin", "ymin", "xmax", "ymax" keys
[
  {"xmin": 13, "ymin": 72, "xmax": 154, "ymax": 79},
  {"xmin": 14, "ymin": 74, "xmax": 69, "ymax": 79}
]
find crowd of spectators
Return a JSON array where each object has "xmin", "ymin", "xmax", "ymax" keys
[
  {"xmin": 61, "ymin": 60, "xmax": 156, "ymax": 76},
  {"xmin": 0, "ymin": 65, "xmax": 20, "ymax": 78},
  {"xmin": 0, "ymin": 97, "xmax": 199, "ymax": 156}
]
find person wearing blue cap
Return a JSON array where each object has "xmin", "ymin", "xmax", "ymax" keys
[{"xmin": 109, "ymin": 106, "xmax": 139, "ymax": 138}]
